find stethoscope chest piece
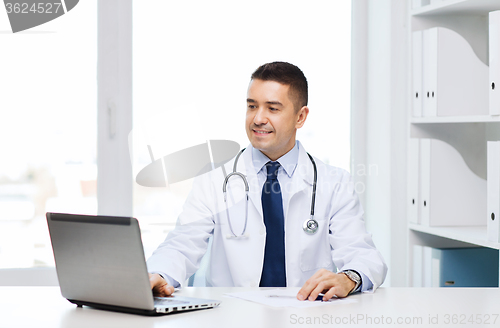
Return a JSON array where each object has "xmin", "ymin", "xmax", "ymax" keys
[{"xmin": 303, "ymin": 217, "xmax": 319, "ymax": 234}]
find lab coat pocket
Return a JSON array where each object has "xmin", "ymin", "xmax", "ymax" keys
[{"xmin": 299, "ymin": 216, "xmax": 332, "ymax": 272}]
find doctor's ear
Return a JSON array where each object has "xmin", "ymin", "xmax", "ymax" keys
[{"xmin": 295, "ymin": 106, "xmax": 309, "ymax": 129}]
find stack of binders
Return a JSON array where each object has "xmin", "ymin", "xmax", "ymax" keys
[
  {"xmin": 412, "ymin": 27, "xmax": 488, "ymax": 117},
  {"xmin": 409, "ymin": 138, "xmax": 486, "ymax": 226}
]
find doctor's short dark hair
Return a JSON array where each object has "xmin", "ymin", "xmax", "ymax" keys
[{"xmin": 251, "ymin": 61, "xmax": 308, "ymax": 112}]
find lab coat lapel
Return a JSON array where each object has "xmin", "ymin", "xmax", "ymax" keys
[{"xmin": 285, "ymin": 143, "xmax": 314, "ymax": 217}]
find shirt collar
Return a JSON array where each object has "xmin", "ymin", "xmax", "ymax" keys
[{"xmin": 251, "ymin": 141, "xmax": 299, "ymax": 178}]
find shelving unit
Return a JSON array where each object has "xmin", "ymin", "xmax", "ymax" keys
[
  {"xmin": 412, "ymin": 0, "xmax": 500, "ymax": 16},
  {"xmin": 409, "ymin": 224, "xmax": 500, "ymax": 250},
  {"xmin": 407, "ymin": 0, "xmax": 500, "ymax": 287},
  {"xmin": 411, "ymin": 116, "xmax": 500, "ymax": 123}
]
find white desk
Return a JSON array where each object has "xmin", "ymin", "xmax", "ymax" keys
[{"xmin": 1, "ymin": 287, "xmax": 500, "ymax": 328}]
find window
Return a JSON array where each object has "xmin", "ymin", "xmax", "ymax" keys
[
  {"xmin": 0, "ymin": 1, "xmax": 97, "ymax": 268},
  {"xmin": 132, "ymin": 0, "xmax": 352, "ymax": 257}
]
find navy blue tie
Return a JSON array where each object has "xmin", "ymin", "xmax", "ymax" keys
[{"xmin": 260, "ymin": 161, "xmax": 286, "ymax": 287}]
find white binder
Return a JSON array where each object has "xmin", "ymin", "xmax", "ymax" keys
[
  {"xmin": 422, "ymin": 29, "xmax": 437, "ymax": 117},
  {"xmin": 412, "ymin": 245, "xmax": 423, "ymax": 287},
  {"xmin": 422, "ymin": 246, "xmax": 433, "ymax": 287},
  {"xmin": 490, "ymin": 11, "xmax": 500, "ymax": 116},
  {"xmin": 418, "ymin": 139, "xmax": 431, "ymax": 226},
  {"xmin": 419, "ymin": 139, "xmax": 431, "ymax": 226},
  {"xmin": 419, "ymin": 138, "xmax": 486, "ymax": 226},
  {"xmin": 422, "ymin": 27, "xmax": 489, "ymax": 117},
  {"xmin": 487, "ymin": 141, "xmax": 500, "ymax": 242},
  {"xmin": 412, "ymin": 31, "xmax": 423, "ymax": 117},
  {"xmin": 431, "ymin": 252, "xmax": 441, "ymax": 288},
  {"xmin": 408, "ymin": 138, "xmax": 420, "ymax": 223},
  {"xmin": 412, "ymin": 245, "xmax": 440, "ymax": 288}
]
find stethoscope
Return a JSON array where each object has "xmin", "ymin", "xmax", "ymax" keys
[{"xmin": 222, "ymin": 148, "xmax": 318, "ymax": 238}]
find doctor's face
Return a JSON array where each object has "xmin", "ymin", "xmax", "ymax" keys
[{"xmin": 246, "ymin": 79, "xmax": 308, "ymax": 161}]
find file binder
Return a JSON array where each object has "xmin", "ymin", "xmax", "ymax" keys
[
  {"xmin": 431, "ymin": 248, "xmax": 499, "ymax": 287},
  {"xmin": 412, "ymin": 31, "xmax": 423, "ymax": 117},
  {"xmin": 422, "ymin": 27, "xmax": 488, "ymax": 117},
  {"xmin": 422, "ymin": 29, "xmax": 437, "ymax": 117},
  {"xmin": 487, "ymin": 141, "xmax": 500, "ymax": 242},
  {"xmin": 411, "ymin": 245, "xmax": 431, "ymax": 287},
  {"xmin": 419, "ymin": 139, "xmax": 486, "ymax": 226},
  {"xmin": 408, "ymin": 138, "xmax": 420, "ymax": 223},
  {"xmin": 412, "ymin": 245, "xmax": 423, "ymax": 287},
  {"xmin": 415, "ymin": 246, "xmax": 499, "ymax": 287},
  {"xmin": 423, "ymin": 246, "xmax": 433, "ymax": 287},
  {"xmin": 419, "ymin": 139, "xmax": 431, "ymax": 225},
  {"xmin": 490, "ymin": 11, "xmax": 500, "ymax": 116},
  {"xmin": 413, "ymin": 245, "xmax": 439, "ymax": 287}
]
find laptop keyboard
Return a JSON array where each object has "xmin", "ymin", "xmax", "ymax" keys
[{"xmin": 154, "ymin": 297, "xmax": 189, "ymax": 306}]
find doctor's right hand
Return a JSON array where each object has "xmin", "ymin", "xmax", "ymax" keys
[{"xmin": 149, "ymin": 273, "xmax": 175, "ymax": 297}]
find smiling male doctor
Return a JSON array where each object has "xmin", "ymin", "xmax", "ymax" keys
[{"xmin": 148, "ymin": 62, "xmax": 387, "ymax": 301}]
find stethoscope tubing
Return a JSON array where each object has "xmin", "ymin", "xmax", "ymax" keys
[{"xmin": 222, "ymin": 148, "xmax": 318, "ymax": 238}]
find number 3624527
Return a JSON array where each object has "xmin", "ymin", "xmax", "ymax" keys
[{"xmin": 5, "ymin": 2, "xmax": 63, "ymax": 14}]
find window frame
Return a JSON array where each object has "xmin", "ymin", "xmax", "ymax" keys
[{"xmin": 0, "ymin": 0, "xmax": 133, "ymax": 285}]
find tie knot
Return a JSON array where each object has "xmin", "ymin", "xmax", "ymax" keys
[{"xmin": 265, "ymin": 161, "xmax": 280, "ymax": 180}]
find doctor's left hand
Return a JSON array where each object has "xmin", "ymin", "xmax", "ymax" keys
[{"xmin": 297, "ymin": 269, "xmax": 355, "ymax": 301}]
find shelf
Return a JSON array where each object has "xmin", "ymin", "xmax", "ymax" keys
[
  {"xmin": 411, "ymin": 116, "xmax": 500, "ymax": 123},
  {"xmin": 412, "ymin": 0, "xmax": 500, "ymax": 16},
  {"xmin": 409, "ymin": 223, "xmax": 500, "ymax": 249},
  {"xmin": 407, "ymin": 0, "xmax": 500, "ymax": 288}
]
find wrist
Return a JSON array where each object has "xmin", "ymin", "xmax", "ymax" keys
[
  {"xmin": 340, "ymin": 270, "xmax": 362, "ymax": 294},
  {"xmin": 343, "ymin": 274, "xmax": 356, "ymax": 294}
]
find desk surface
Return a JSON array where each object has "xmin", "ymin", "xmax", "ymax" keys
[{"xmin": 1, "ymin": 287, "xmax": 500, "ymax": 328}]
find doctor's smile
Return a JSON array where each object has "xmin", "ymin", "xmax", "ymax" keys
[
  {"xmin": 148, "ymin": 61, "xmax": 387, "ymax": 302},
  {"xmin": 252, "ymin": 128, "xmax": 273, "ymax": 135}
]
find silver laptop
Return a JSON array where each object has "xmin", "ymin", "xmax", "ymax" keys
[{"xmin": 46, "ymin": 212, "xmax": 221, "ymax": 315}]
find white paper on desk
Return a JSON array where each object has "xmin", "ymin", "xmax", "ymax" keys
[{"xmin": 224, "ymin": 288, "xmax": 357, "ymax": 308}]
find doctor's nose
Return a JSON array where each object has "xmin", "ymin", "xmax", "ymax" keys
[{"xmin": 253, "ymin": 108, "xmax": 268, "ymax": 125}]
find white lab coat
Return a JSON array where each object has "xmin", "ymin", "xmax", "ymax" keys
[{"xmin": 147, "ymin": 142, "xmax": 387, "ymax": 290}]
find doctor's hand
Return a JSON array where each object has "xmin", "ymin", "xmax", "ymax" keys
[
  {"xmin": 149, "ymin": 273, "xmax": 175, "ymax": 297},
  {"xmin": 297, "ymin": 269, "xmax": 355, "ymax": 301}
]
